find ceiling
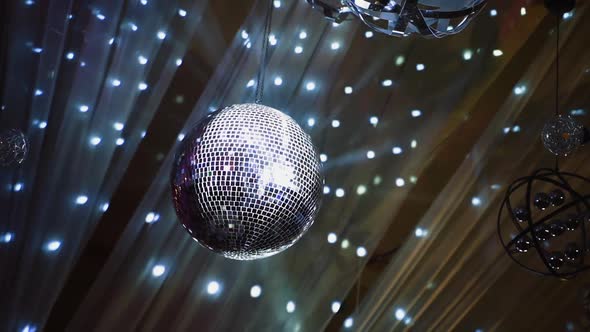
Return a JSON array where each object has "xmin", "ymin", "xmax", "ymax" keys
[{"xmin": 1, "ymin": 0, "xmax": 590, "ymax": 331}]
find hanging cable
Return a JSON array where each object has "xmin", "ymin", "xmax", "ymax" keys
[
  {"xmin": 255, "ymin": 0, "xmax": 275, "ymax": 104},
  {"xmin": 555, "ymin": 14, "xmax": 560, "ymax": 117},
  {"xmin": 554, "ymin": 14, "xmax": 561, "ymax": 170}
]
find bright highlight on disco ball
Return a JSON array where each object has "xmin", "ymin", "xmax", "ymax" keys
[
  {"xmin": 171, "ymin": 103, "xmax": 323, "ymax": 260},
  {"xmin": 306, "ymin": 0, "xmax": 487, "ymax": 38},
  {"xmin": 541, "ymin": 115, "xmax": 587, "ymax": 156},
  {"xmin": 0, "ymin": 129, "xmax": 29, "ymax": 166}
]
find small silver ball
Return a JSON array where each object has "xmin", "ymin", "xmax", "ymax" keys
[
  {"xmin": 541, "ymin": 115, "xmax": 584, "ymax": 156},
  {"xmin": 0, "ymin": 129, "xmax": 28, "ymax": 166}
]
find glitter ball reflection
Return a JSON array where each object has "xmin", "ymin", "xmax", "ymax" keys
[
  {"xmin": 171, "ymin": 104, "xmax": 323, "ymax": 260},
  {"xmin": 541, "ymin": 115, "xmax": 586, "ymax": 156},
  {"xmin": 0, "ymin": 129, "xmax": 28, "ymax": 166}
]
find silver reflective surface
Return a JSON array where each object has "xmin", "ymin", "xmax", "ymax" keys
[
  {"xmin": 0, "ymin": 129, "xmax": 28, "ymax": 166},
  {"xmin": 171, "ymin": 103, "xmax": 323, "ymax": 260},
  {"xmin": 541, "ymin": 115, "xmax": 585, "ymax": 156}
]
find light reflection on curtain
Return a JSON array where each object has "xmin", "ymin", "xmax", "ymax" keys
[
  {"xmin": 65, "ymin": 0, "xmax": 524, "ymax": 331},
  {"xmin": 354, "ymin": 5, "xmax": 590, "ymax": 331},
  {"xmin": 0, "ymin": 0, "xmax": 209, "ymax": 330}
]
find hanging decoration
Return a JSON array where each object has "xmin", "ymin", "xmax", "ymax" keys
[
  {"xmin": 306, "ymin": 0, "xmax": 487, "ymax": 38},
  {"xmin": 497, "ymin": 168, "xmax": 590, "ymax": 279},
  {"xmin": 498, "ymin": 0, "xmax": 589, "ymax": 279},
  {"xmin": 541, "ymin": 115, "xmax": 588, "ymax": 156},
  {"xmin": 0, "ymin": 129, "xmax": 29, "ymax": 167},
  {"xmin": 170, "ymin": 0, "xmax": 324, "ymax": 260}
]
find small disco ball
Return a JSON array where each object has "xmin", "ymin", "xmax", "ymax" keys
[
  {"xmin": 306, "ymin": 0, "xmax": 487, "ymax": 38},
  {"xmin": 171, "ymin": 103, "xmax": 323, "ymax": 260},
  {"xmin": 498, "ymin": 168, "xmax": 590, "ymax": 279},
  {"xmin": 0, "ymin": 129, "xmax": 29, "ymax": 166},
  {"xmin": 541, "ymin": 115, "xmax": 587, "ymax": 157}
]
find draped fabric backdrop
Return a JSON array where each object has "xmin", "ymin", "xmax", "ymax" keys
[{"xmin": 1, "ymin": 0, "xmax": 589, "ymax": 331}]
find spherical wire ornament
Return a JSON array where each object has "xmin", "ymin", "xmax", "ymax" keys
[
  {"xmin": 498, "ymin": 168, "xmax": 590, "ymax": 279},
  {"xmin": 171, "ymin": 104, "xmax": 323, "ymax": 260},
  {"xmin": 306, "ymin": 0, "xmax": 487, "ymax": 38},
  {"xmin": 541, "ymin": 115, "xmax": 588, "ymax": 157},
  {"xmin": 0, "ymin": 129, "xmax": 29, "ymax": 167}
]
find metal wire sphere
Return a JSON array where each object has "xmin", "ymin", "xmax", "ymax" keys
[
  {"xmin": 498, "ymin": 168, "xmax": 590, "ymax": 279},
  {"xmin": 0, "ymin": 129, "xmax": 29, "ymax": 166},
  {"xmin": 306, "ymin": 0, "xmax": 487, "ymax": 38},
  {"xmin": 171, "ymin": 104, "xmax": 323, "ymax": 260},
  {"xmin": 541, "ymin": 115, "xmax": 585, "ymax": 157}
]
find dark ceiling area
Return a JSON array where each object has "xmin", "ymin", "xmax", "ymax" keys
[{"xmin": 1, "ymin": 0, "xmax": 590, "ymax": 331}]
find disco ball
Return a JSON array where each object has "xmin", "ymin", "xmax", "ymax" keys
[
  {"xmin": 306, "ymin": 0, "xmax": 487, "ymax": 38},
  {"xmin": 541, "ymin": 115, "xmax": 587, "ymax": 156},
  {"xmin": 498, "ymin": 168, "xmax": 590, "ymax": 279},
  {"xmin": 0, "ymin": 129, "xmax": 29, "ymax": 166},
  {"xmin": 171, "ymin": 103, "xmax": 323, "ymax": 260}
]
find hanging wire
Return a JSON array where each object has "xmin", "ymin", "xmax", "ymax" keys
[
  {"xmin": 255, "ymin": 0, "xmax": 275, "ymax": 104},
  {"xmin": 554, "ymin": 13, "xmax": 561, "ymax": 170},
  {"xmin": 555, "ymin": 14, "xmax": 560, "ymax": 117}
]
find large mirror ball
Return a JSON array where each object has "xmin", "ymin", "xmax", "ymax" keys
[{"xmin": 171, "ymin": 103, "xmax": 324, "ymax": 260}]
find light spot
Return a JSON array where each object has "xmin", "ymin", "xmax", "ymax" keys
[
  {"xmin": 152, "ymin": 264, "xmax": 166, "ymax": 277},
  {"xmin": 207, "ymin": 281, "xmax": 221, "ymax": 295},
  {"xmin": 472, "ymin": 197, "xmax": 482, "ymax": 206},
  {"xmin": 331, "ymin": 301, "xmax": 341, "ymax": 313},
  {"xmin": 286, "ymin": 301, "xmax": 296, "ymax": 313},
  {"xmin": 327, "ymin": 233, "xmax": 337, "ymax": 243},
  {"xmin": 356, "ymin": 185, "xmax": 367, "ymax": 195},
  {"xmin": 76, "ymin": 195, "xmax": 88, "ymax": 205},
  {"xmin": 463, "ymin": 49, "xmax": 473, "ymax": 60},
  {"xmin": 344, "ymin": 317, "xmax": 354, "ymax": 328},
  {"xmin": 356, "ymin": 246, "xmax": 367, "ymax": 257},
  {"xmin": 250, "ymin": 285, "xmax": 262, "ymax": 298},
  {"xmin": 89, "ymin": 136, "xmax": 101, "ymax": 146},
  {"xmin": 395, "ymin": 308, "xmax": 406, "ymax": 321},
  {"xmin": 46, "ymin": 240, "xmax": 61, "ymax": 251},
  {"xmin": 415, "ymin": 227, "xmax": 428, "ymax": 237}
]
